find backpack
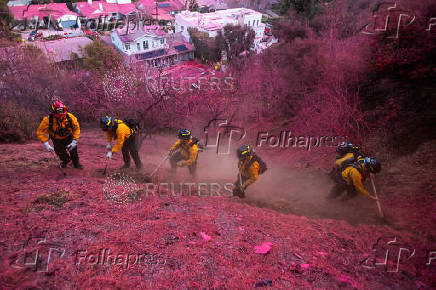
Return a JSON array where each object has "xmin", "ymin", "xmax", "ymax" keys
[
  {"xmin": 48, "ymin": 113, "xmax": 73, "ymax": 138},
  {"xmin": 331, "ymin": 152, "xmax": 363, "ymax": 182},
  {"xmin": 123, "ymin": 119, "xmax": 140, "ymax": 135},
  {"xmin": 333, "ymin": 158, "xmax": 367, "ymax": 184},
  {"xmin": 247, "ymin": 154, "xmax": 267, "ymax": 174},
  {"xmin": 189, "ymin": 136, "xmax": 204, "ymax": 152}
]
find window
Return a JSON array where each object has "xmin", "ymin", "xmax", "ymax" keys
[
  {"xmin": 181, "ymin": 25, "xmax": 184, "ymax": 31},
  {"xmin": 160, "ymin": 39, "xmax": 164, "ymax": 44},
  {"xmin": 137, "ymin": 43, "xmax": 140, "ymax": 51},
  {"xmin": 143, "ymin": 40, "xmax": 148, "ymax": 49},
  {"xmin": 247, "ymin": 20, "xmax": 250, "ymax": 26},
  {"xmin": 125, "ymin": 43, "xmax": 130, "ymax": 50},
  {"xmin": 257, "ymin": 20, "xmax": 259, "ymax": 26}
]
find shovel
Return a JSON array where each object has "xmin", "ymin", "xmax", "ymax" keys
[
  {"xmin": 370, "ymin": 174, "xmax": 385, "ymax": 220},
  {"xmin": 145, "ymin": 155, "xmax": 170, "ymax": 183}
]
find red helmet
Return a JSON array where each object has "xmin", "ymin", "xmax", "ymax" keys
[{"xmin": 52, "ymin": 101, "xmax": 67, "ymax": 118}]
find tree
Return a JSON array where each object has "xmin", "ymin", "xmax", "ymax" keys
[
  {"xmin": 0, "ymin": 0, "xmax": 20, "ymax": 45},
  {"xmin": 188, "ymin": 27, "xmax": 221, "ymax": 62},
  {"xmin": 79, "ymin": 41, "xmax": 124, "ymax": 74},
  {"xmin": 186, "ymin": 0, "xmax": 198, "ymax": 11},
  {"xmin": 216, "ymin": 24, "xmax": 255, "ymax": 63}
]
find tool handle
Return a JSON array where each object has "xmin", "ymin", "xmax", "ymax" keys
[
  {"xmin": 103, "ymin": 158, "xmax": 109, "ymax": 176},
  {"xmin": 370, "ymin": 174, "xmax": 384, "ymax": 218},
  {"xmin": 50, "ymin": 151, "xmax": 66, "ymax": 176},
  {"xmin": 238, "ymin": 172, "xmax": 243, "ymax": 188},
  {"xmin": 149, "ymin": 155, "xmax": 170, "ymax": 177}
]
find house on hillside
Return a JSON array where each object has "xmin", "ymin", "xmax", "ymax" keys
[
  {"xmin": 74, "ymin": 0, "xmax": 136, "ymax": 25},
  {"xmin": 136, "ymin": 0, "xmax": 184, "ymax": 25},
  {"xmin": 175, "ymin": 8, "xmax": 265, "ymax": 50},
  {"xmin": 197, "ymin": 0, "xmax": 228, "ymax": 12},
  {"xmin": 33, "ymin": 36, "xmax": 93, "ymax": 68},
  {"xmin": 7, "ymin": 0, "xmax": 30, "ymax": 7},
  {"xmin": 111, "ymin": 25, "xmax": 194, "ymax": 67},
  {"xmin": 9, "ymin": 3, "xmax": 81, "ymax": 29}
]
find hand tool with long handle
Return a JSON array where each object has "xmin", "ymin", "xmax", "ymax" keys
[
  {"xmin": 370, "ymin": 174, "xmax": 384, "ymax": 219},
  {"xmin": 50, "ymin": 151, "xmax": 66, "ymax": 178},
  {"xmin": 145, "ymin": 155, "xmax": 170, "ymax": 182},
  {"xmin": 103, "ymin": 158, "xmax": 109, "ymax": 176}
]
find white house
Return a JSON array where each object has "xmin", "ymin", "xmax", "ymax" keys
[
  {"xmin": 111, "ymin": 25, "xmax": 194, "ymax": 67},
  {"xmin": 105, "ymin": 0, "xmax": 131, "ymax": 4},
  {"xmin": 111, "ymin": 25, "xmax": 168, "ymax": 55},
  {"xmin": 9, "ymin": 3, "xmax": 81, "ymax": 29},
  {"xmin": 175, "ymin": 8, "xmax": 266, "ymax": 50},
  {"xmin": 7, "ymin": 0, "xmax": 30, "ymax": 7}
]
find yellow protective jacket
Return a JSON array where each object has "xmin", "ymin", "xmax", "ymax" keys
[
  {"xmin": 170, "ymin": 139, "xmax": 199, "ymax": 166},
  {"xmin": 105, "ymin": 120, "xmax": 132, "ymax": 153},
  {"xmin": 238, "ymin": 155, "xmax": 260, "ymax": 189},
  {"xmin": 341, "ymin": 160, "xmax": 371, "ymax": 196},
  {"xmin": 37, "ymin": 112, "xmax": 80, "ymax": 142}
]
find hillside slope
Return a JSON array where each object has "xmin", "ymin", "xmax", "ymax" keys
[{"xmin": 0, "ymin": 130, "xmax": 435, "ymax": 288}]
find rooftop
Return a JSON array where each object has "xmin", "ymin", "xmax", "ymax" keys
[
  {"xmin": 136, "ymin": 0, "xmax": 184, "ymax": 21},
  {"xmin": 32, "ymin": 36, "xmax": 93, "ymax": 62},
  {"xmin": 9, "ymin": 3, "xmax": 79, "ymax": 20},
  {"xmin": 176, "ymin": 8, "xmax": 262, "ymax": 31},
  {"xmin": 197, "ymin": 0, "xmax": 228, "ymax": 9},
  {"xmin": 115, "ymin": 25, "xmax": 167, "ymax": 43},
  {"xmin": 75, "ymin": 2, "xmax": 136, "ymax": 18}
]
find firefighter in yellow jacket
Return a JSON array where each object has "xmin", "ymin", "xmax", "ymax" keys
[
  {"xmin": 233, "ymin": 145, "xmax": 267, "ymax": 198},
  {"xmin": 100, "ymin": 116, "xmax": 142, "ymax": 169},
  {"xmin": 328, "ymin": 157, "xmax": 381, "ymax": 200},
  {"xmin": 328, "ymin": 142, "xmax": 362, "ymax": 179},
  {"xmin": 36, "ymin": 101, "xmax": 83, "ymax": 169},
  {"xmin": 168, "ymin": 129, "xmax": 199, "ymax": 178}
]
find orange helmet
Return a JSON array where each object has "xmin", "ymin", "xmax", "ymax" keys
[{"xmin": 52, "ymin": 101, "xmax": 67, "ymax": 118}]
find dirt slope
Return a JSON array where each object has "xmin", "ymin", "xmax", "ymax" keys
[{"xmin": 0, "ymin": 130, "xmax": 435, "ymax": 288}]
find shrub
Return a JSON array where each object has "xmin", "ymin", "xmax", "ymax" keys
[{"xmin": 0, "ymin": 99, "xmax": 38, "ymax": 143}]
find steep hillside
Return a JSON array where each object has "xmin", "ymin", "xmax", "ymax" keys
[{"xmin": 0, "ymin": 130, "xmax": 435, "ymax": 288}]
